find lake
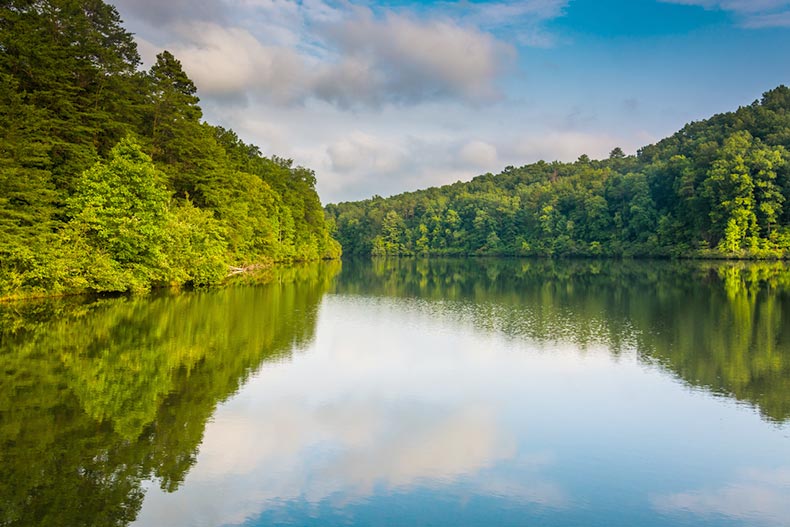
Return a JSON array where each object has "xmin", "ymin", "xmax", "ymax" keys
[{"xmin": 1, "ymin": 259, "xmax": 789, "ymax": 527}]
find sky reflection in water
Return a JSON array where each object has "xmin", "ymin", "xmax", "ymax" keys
[{"xmin": 131, "ymin": 260, "xmax": 790, "ymax": 527}]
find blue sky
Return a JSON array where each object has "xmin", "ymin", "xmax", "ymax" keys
[{"xmin": 112, "ymin": 0, "xmax": 790, "ymax": 202}]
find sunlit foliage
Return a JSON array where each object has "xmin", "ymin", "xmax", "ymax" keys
[
  {"xmin": 0, "ymin": 0, "xmax": 340, "ymax": 299},
  {"xmin": 328, "ymin": 88, "xmax": 790, "ymax": 259}
]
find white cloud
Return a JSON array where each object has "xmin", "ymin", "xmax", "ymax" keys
[
  {"xmin": 133, "ymin": 36, "xmax": 161, "ymax": 68},
  {"xmin": 661, "ymin": 0, "xmax": 790, "ymax": 27},
  {"xmin": 742, "ymin": 10, "xmax": 790, "ymax": 27},
  {"xmin": 663, "ymin": 0, "xmax": 789, "ymax": 12},
  {"xmin": 508, "ymin": 131, "xmax": 627, "ymax": 162},
  {"xmin": 322, "ymin": 132, "xmax": 462, "ymax": 200},
  {"xmin": 459, "ymin": 140, "xmax": 499, "ymax": 169},
  {"xmin": 317, "ymin": 11, "xmax": 515, "ymax": 106},
  {"xmin": 327, "ymin": 132, "xmax": 408, "ymax": 175},
  {"xmin": 167, "ymin": 23, "xmax": 309, "ymax": 103},
  {"xmin": 452, "ymin": 0, "xmax": 571, "ymax": 47},
  {"xmin": 130, "ymin": 3, "xmax": 516, "ymax": 108},
  {"xmin": 463, "ymin": 0, "xmax": 569, "ymax": 25}
]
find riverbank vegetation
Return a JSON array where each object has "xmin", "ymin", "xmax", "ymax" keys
[
  {"xmin": 0, "ymin": 1, "xmax": 340, "ymax": 300},
  {"xmin": 327, "ymin": 87, "xmax": 790, "ymax": 259},
  {"xmin": 0, "ymin": 262, "xmax": 339, "ymax": 525}
]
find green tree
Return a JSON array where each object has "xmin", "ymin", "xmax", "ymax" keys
[
  {"xmin": 0, "ymin": 73, "xmax": 56, "ymax": 235},
  {"xmin": 144, "ymin": 51, "xmax": 224, "ymax": 203},
  {"xmin": 0, "ymin": 0, "xmax": 143, "ymax": 190},
  {"xmin": 67, "ymin": 137, "xmax": 170, "ymax": 292},
  {"xmin": 609, "ymin": 147, "xmax": 625, "ymax": 159},
  {"xmin": 381, "ymin": 210, "xmax": 409, "ymax": 254},
  {"xmin": 164, "ymin": 200, "xmax": 228, "ymax": 286},
  {"xmin": 749, "ymin": 143, "xmax": 786, "ymax": 237}
]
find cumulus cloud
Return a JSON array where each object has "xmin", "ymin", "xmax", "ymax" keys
[
  {"xmin": 661, "ymin": 0, "xmax": 790, "ymax": 27},
  {"xmin": 327, "ymin": 132, "xmax": 408, "ymax": 175},
  {"xmin": 459, "ymin": 140, "xmax": 499, "ymax": 169},
  {"xmin": 317, "ymin": 11, "xmax": 515, "ymax": 106},
  {"xmin": 319, "ymin": 132, "xmax": 506, "ymax": 200},
  {"xmin": 299, "ymin": 124, "xmax": 643, "ymax": 202},
  {"xmin": 121, "ymin": 1, "xmax": 516, "ymax": 108},
  {"xmin": 322, "ymin": 132, "xmax": 453, "ymax": 200},
  {"xmin": 167, "ymin": 23, "xmax": 309, "ymax": 103}
]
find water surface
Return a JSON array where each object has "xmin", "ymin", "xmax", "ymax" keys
[{"xmin": 1, "ymin": 259, "xmax": 789, "ymax": 526}]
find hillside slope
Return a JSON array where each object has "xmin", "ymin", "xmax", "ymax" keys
[
  {"xmin": 327, "ymin": 87, "xmax": 790, "ymax": 258},
  {"xmin": 0, "ymin": 0, "xmax": 340, "ymax": 299}
]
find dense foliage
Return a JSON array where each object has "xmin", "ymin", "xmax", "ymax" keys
[
  {"xmin": 328, "ymin": 87, "xmax": 790, "ymax": 258},
  {"xmin": 0, "ymin": 0, "xmax": 340, "ymax": 299}
]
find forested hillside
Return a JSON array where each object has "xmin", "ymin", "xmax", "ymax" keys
[
  {"xmin": 0, "ymin": 0, "xmax": 340, "ymax": 300},
  {"xmin": 327, "ymin": 87, "xmax": 790, "ymax": 258}
]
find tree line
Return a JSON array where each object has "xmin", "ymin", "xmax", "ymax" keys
[
  {"xmin": 327, "ymin": 87, "xmax": 790, "ymax": 259},
  {"xmin": 0, "ymin": 0, "xmax": 340, "ymax": 300}
]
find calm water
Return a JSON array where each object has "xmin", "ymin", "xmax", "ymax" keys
[{"xmin": 1, "ymin": 259, "xmax": 789, "ymax": 527}]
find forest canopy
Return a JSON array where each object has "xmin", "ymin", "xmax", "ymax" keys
[
  {"xmin": 0, "ymin": 0, "xmax": 340, "ymax": 300},
  {"xmin": 327, "ymin": 87, "xmax": 790, "ymax": 259}
]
